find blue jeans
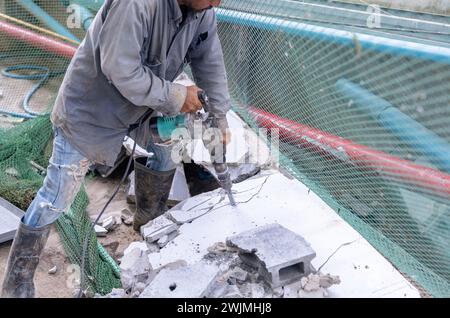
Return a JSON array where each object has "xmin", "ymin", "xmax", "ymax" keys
[{"xmin": 23, "ymin": 127, "xmax": 176, "ymax": 228}]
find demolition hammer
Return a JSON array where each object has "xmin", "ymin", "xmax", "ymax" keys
[{"xmin": 149, "ymin": 91, "xmax": 237, "ymax": 206}]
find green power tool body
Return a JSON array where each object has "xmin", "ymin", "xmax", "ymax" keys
[{"xmin": 149, "ymin": 92, "xmax": 237, "ymax": 206}]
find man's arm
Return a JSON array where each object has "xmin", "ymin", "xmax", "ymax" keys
[
  {"xmin": 189, "ymin": 9, "xmax": 232, "ymax": 133},
  {"xmin": 99, "ymin": 0, "xmax": 186, "ymax": 116}
]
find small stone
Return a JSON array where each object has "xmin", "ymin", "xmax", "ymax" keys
[
  {"xmin": 207, "ymin": 242, "xmax": 228, "ymax": 253},
  {"xmin": 94, "ymin": 225, "xmax": 107, "ymax": 237},
  {"xmin": 48, "ymin": 266, "xmax": 57, "ymax": 275}
]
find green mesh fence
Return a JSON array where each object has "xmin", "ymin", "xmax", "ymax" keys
[{"xmin": 0, "ymin": 0, "xmax": 449, "ymax": 297}]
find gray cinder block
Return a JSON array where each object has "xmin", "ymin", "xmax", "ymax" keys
[{"xmin": 226, "ymin": 224, "xmax": 316, "ymax": 288}]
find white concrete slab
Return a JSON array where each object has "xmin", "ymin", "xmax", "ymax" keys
[
  {"xmin": 148, "ymin": 171, "xmax": 421, "ymax": 298},
  {"xmin": 0, "ymin": 198, "xmax": 24, "ymax": 243}
]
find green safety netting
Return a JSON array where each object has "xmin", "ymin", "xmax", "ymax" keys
[{"xmin": 0, "ymin": 0, "xmax": 449, "ymax": 297}]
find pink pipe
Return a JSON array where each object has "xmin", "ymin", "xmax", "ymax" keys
[
  {"xmin": 0, "ymin": 20, "xmax": 77, "ymax": 58},
  {"xmin": 249, "ymin": 106, "xmax": 450, "ymax": 198}
]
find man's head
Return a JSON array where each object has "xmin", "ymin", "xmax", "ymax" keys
[{"xmin": 177, "ymin": 0, "xmax": 221, "ymax": 12}]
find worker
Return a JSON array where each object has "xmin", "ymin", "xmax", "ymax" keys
[{"xmin": 1, "ymin": 0, "xmax": 231, "ymax": 298}]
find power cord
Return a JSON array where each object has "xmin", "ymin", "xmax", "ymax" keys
[{"xmin": 77, "ymin": 114, "xmax": 148, "ymax": 298}]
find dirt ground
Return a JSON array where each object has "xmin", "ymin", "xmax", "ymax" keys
[{"xmin": 0, "ymin": 173, "xmax": 141, "ymax": 298}]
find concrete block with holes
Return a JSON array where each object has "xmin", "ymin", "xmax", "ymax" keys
[{"xmin": 226, "ymin": 223, "xmax": 316, "ymax": 288}]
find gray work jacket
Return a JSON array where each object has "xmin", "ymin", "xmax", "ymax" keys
[{"xmin": 51, "ymin": 0, "xmax": 231, "ymax": 166}]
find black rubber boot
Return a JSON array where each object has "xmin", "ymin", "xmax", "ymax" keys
[
  {"xmin": 133, "ymin": 157, "xmax": 176, "ymax": 232},
  {"xmin": 1, "ymin": 220, "xmax": 51, "ymax": 298},
  {"xmin": 183, "ymin": 162, "xmax": 221, "ymax": 197}
]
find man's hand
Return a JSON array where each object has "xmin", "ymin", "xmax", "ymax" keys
[{"xmin": 181, "ymin": 86, "xmax": 203, "ymax": 113}]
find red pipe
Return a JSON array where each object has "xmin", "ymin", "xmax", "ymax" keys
[
  {"xmin": 249, "ymin": 106, "xmax": 450, "ymax": 198},
  {"xmin": 0, "ymin": 20, "xmax": 77, "ymax": 59}
]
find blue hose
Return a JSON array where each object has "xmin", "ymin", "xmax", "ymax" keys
[{"xmin": 0, "ymin": 54, "xmax": 66, "ymax": 119}]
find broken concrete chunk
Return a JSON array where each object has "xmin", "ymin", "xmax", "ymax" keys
[
  {"xmin": 102, "ymin": 216, "xmax": 116, "ymax": 231},
  {"xmin": 157, "ymin": 230, "xmax": 180, "ymax": 248},
  {"xmin": 228, "ymin": 267, "xmax": 248, "ymax": 283},
  {"xmin": 120, "ymin": 248, "xmax": 153, "ymax": 291},
  {"xmin": 123, "ymin": 242, "xmax": 149, "ymax": 256},
  {"xmin": 140, "ymin": 262, "xmax": 221, "ymax": 298},
  {"xmin": 94, "ymin": 225, "xmax": 107, "ymax": 237},
  {"xmin": 141, "ymin": 215, "xmax": 178, "ymax": 243},
  {"xmin": 302, "ymin": 274, "xmax": 321, "ymax": 292},
  {"xmin": 226, "ymin": 224, "xmax": 316, "ymax": 288}
]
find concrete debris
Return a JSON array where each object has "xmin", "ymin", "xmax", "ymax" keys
[
  {"xmin": 133, "ymin": 282, "xmax": 147, "ymax": 294},
  {"xmin": 301, "ymin": 274, "xmax": 321, "ymax": 292},
  {"xmin": 120, "ymin": 247, "xmax": 153, "ymax": 291},
  {"xmin": 121, "ymin": 209, "xmax": 134, "ymax": 226},
  {"xmin": 103, "ymin": 288, "xmax": 128, "ymax": 298},
  {"xmin": 319, "ymin": 273, "xmax": 341, "ymax": 288},
  {"xmin": 126, "ymin": 171, "xmax": 136, "ymax": 204},
  {"xmin": 102, "ymin": 216, "xmax": 117, "ymax": 231},
  {"xmin": 272, "ymin": 287, "xmax": 284, "ymax": 298},
  {"xmin": 298, "ymin": 288, "xmax": 327, "ymax": 298},
  {"xmin": 283, "ymin": 281, "xmax": 303, "ymax": 298},
  {"xmin": 94, "ymin": 225, "xmax": 107, "ymax": 237},
  {"xmin": 140, "ymin": 262, "xmax": 221, "ymax": 298},
  {"xmin": 141, "ymin": 215, "xmax": 178, "ymax": 243},
  {"xmin": 228, "ymin": 267, "xmax": 248, "ymax": 284},
  {"xmin": 207, "ymin": 242, "xmax": 228, "ymax": 254},
  {"xmin": 226, "ymin": 224, "xmax": 316, "ymax": 287},
  {"xmin": 123, "ymin": 241, "xmax": 149, "ymax": 256},
  {"xmin": 239, "ymin": 283, "xmax": 266, "ymax": 298},
  {"xmin": 222, "ymin": 285, "xmax": 244, "ymax": 298},
  {"xmin": 157, "ymin": 230, "xmax": 180, "ymax": 248},
  {"xmin": 48, "ymin": 266, "xmax": 57, "ymax": 275}
]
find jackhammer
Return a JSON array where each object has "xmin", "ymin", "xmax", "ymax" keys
[{"xmin": 149, "ymin": 91, "xmax": 237, "ymax": 206}]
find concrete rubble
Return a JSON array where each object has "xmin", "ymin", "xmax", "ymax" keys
[
  {"xmin": 105, "ymin": 225, "xmax": 340, "ymax": 298},
  {"xmin": 94, "ymin": 224, "xmax": 107, "ymax": 237},
  {"xmin": 140, "ymin": 215, "xmax": 179, "ymax": 243},
  {"xmin": 119, "ymin": 247, "xmax": 153, "ymax": 291}
]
